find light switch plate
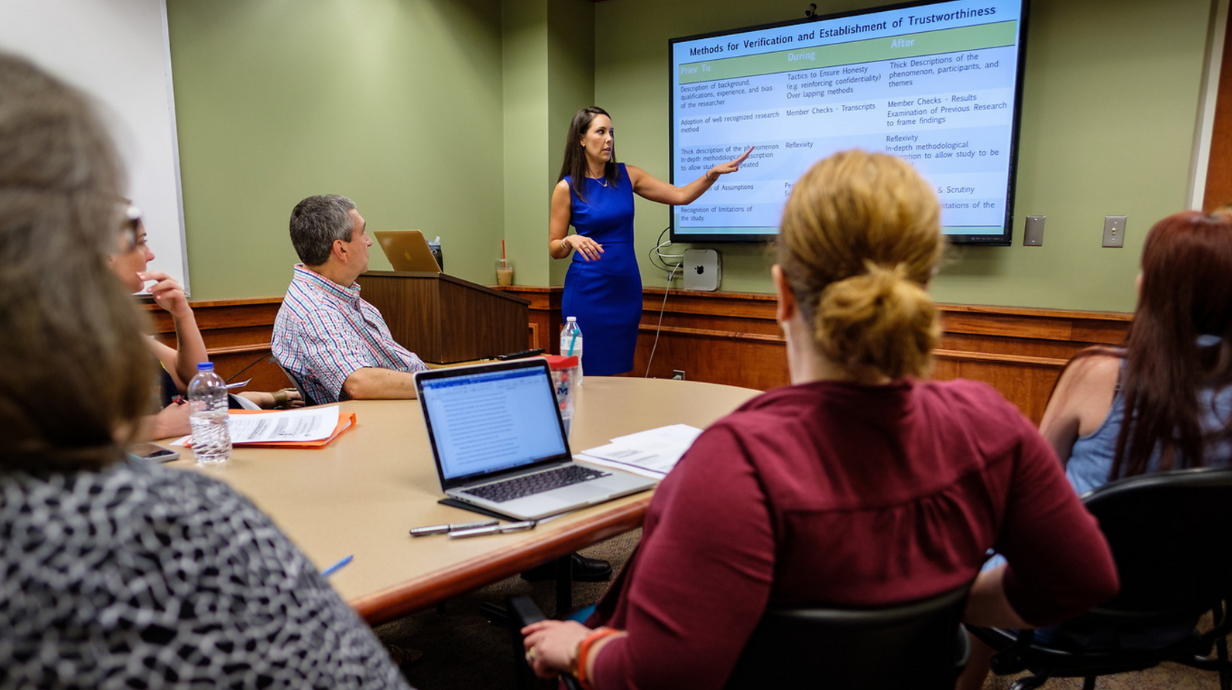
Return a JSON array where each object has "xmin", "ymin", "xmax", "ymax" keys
[
  {"xmin": 1024, "ymin": 216, "xmax": 1045, "ymax": 246},
  {"xmin": 1102, "ymin": 215, "xmax": 1127, "ymax": 248}
]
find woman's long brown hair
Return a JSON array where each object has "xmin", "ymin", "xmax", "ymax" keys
[
  {"xmin": 557, "ymin": 106, "xmax": 620, "ymax": 205},
  {"xmin": 1101, "ymin": 211, "xmax": 1232, "ymax": 478}
]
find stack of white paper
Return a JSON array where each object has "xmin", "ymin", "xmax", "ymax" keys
[
  {"xmin": 173, "ymin": 405, "xmax": 344, "ymax": 446},
  {"xmin": 578, "ymin": 424, "xmax": 703, "ymax": 479}
]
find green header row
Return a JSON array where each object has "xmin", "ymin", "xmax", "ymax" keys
[{"xmin": 678, "ymin": 21, "xmax": 1017, "ymax": 85}]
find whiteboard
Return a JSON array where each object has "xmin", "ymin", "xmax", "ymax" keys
[{"xmin": 0, "ymin": 0, "xmax": 189, "ymax": 291}]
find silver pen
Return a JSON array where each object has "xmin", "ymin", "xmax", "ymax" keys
[
  {"xmin": 409, "ymin": 519, "xmax": 499, "ymax": 537},
  {"xmin": 448, "ymin": 520, "xmax": 538, "ymax": 539}
]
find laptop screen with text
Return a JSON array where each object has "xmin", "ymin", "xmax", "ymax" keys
[{"xmin": 419, "ymin": 364, "xmax": 568, "ymax": 483}]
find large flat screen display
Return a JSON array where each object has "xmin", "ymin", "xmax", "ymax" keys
[{"xmin": 669, "ymin": 0, "xmax": 1029, "ymax": 244}]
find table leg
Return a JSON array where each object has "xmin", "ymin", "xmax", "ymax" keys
[{"xmin": 554, "ymin": 555, "xmax": 573, "ymax": 612}]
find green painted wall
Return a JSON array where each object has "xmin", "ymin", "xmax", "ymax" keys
[
  {"xmin": 502, "ymin": 0, "xmax": 551, "ymax": 286},
  {"xmin": 167, "ymin": 0, "xmax": 505, "ymax": 299},
  {"xmin": 594, "ymin": 0, "xmax": 1213, "ymax": 312},
  {"xmin": 501, "ymin": 0, "xmax": 595, "ymax": 288},
  {"xmin": 167, "ymin": 0, "xmax": 1214, "ymax": 312},
  {"xmin": 546, "ymin": 0, "xmax": 596, "ymax": 286}
]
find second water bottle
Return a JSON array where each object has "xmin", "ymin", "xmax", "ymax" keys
[{"xmin": 560, "ymin": 316, "xmax": 583, "ymax": 385}]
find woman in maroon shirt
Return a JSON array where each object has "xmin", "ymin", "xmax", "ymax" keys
[{"xmin": 522, "ymin": 150, "xmax": 1119, "ymax": 690}]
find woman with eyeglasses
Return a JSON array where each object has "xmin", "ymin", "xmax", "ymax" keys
[
  {"xmin": 108, "ymin": 206, "xmax": 300, "ymax": 439},
  {"xmin": 0, "ymin": 52, "xmax": 410, "ymax": 689}
]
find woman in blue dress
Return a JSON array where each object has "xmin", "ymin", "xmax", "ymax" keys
[{"xmin": 548, "ymin": 106, "xmax": 751, "ymax": 375}]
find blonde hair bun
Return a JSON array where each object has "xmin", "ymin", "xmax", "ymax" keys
[
  {"xmin": 778, "ymin": 150, "xmax": 943, "ymax": 380},
  {"xmin": 816, "ymin": 262, "xmax": 940, "ymax": 380}
]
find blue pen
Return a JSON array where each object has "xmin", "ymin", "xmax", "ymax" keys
[
  {"xmin": 568, "ymin": 332, "xmax": 578, "ymax": 356},
  {"xmin": 320, "ymin": 554, "xmax": 353, "ymax": 577}
]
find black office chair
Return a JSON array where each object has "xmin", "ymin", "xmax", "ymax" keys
[
  {"xmin": 968, "ymin": 467, "xmax": 1232, "ymax": 690},
  {"xmin": 509, "ymin": 586, "xmax": 969, "ymax": 690},
  {"xmin": 273, "ymin": 358, "xmax": 317, "ymax": 407},
  {"xmin": 725, "ymin": 585, "xmax": 971, "ymax": 689}
]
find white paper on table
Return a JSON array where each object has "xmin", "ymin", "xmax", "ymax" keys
[
  {"xmin": 170, "ymin": 405, "xmax": 343, "ymax": 446},
  {"xmin": 578, "ymin": 424, "xmax": 703, "ymax": 479},
  {"xmin": 228, "ymin": 405, "xmax": 343, "ymax": 443},
  {"xmin": 610, "ymin": 423, "xmax": 703, "ymax": 448}
]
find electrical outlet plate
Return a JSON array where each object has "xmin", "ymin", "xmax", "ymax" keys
[
  {"xmin": 1102, "ymin": 215, "xmax": 1127, "ymax": 248},
  {"xmin": 1023, "ymin": 216, "xmax": 1045, "ymax": 246},
  {"xmin": 672, "ymin": 370, "xmax": 686, "ymax": 380}
]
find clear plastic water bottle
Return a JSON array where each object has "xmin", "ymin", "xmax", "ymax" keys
[
  {"xmin": 188, "ymin": 362, "xmax": 231, "ymax": 465},
  {"xmin": 560, "ymin": 316, "xmax": 583, "ymax": 384},
  {"xmin": 546, "ymin": 354, "xmax": 579, "ymax": 437}
]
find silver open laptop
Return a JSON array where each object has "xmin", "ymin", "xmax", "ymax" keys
[{"xmin": 414, "ymin": 359, "xmax": 657, "ymax": 521}]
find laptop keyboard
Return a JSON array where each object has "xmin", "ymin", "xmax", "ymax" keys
[{"xmin": 462, "ymin": 464, "xmax": 610, "ymax": 503}]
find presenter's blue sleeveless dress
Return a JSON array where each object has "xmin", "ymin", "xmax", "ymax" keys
[{"xmin": 562, "ymin": 163, "xmax": 642, "ymax": 376}]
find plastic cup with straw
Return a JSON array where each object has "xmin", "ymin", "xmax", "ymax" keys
[{"xmin": 496, "ymin": 239, "xmax": 513, "ymax": 286}]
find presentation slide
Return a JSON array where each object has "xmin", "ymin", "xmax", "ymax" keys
[{"xmin": 670, "ymin": 0, "xmax": 1026, "ymax": 244}]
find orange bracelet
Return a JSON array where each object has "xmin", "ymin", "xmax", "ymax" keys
[{"xmin": 575, "ymin": 626, "xmax": 621, "ymax": 690}]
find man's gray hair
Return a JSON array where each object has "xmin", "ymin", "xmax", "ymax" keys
[{"xmin": 289, "ymin": 194, "xmax": 357, "ymax": 266}]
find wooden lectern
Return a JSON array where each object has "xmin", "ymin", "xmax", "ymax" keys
[{"xmin": 356, "ymin": 271, "xmax": 530, "ymax": 364}]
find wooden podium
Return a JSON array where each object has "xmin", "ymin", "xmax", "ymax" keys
[{"xmin": 357, "ymin": 271, "xmax": 530, "ymax": 364}]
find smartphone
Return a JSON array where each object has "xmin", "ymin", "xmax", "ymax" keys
[
  {"xmin": 128, "ymin": 442, "xmax": 180, "ymax": 463},
  {"xmin": 496, "ymin": 348, "xmax": 544, "ymax": 361}
]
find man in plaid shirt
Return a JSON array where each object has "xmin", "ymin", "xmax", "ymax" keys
[{"xmin": 272, "ymin": 195, "xmax": 428, "ymax": 404}]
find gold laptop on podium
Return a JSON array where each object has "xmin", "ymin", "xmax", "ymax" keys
[{"xmin": 374, "ymin": 230, "xmax": 441, "ymax": 273}]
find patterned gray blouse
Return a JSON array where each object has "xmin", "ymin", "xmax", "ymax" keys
[{"xmin": 0, "ymin": 458, "xmax": 412, "ymax": 689}]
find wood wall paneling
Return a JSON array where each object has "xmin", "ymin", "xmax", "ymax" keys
[
  {"xmin": 493, "ymin": 286, "xmax": 562, "ymax": 353},
  {"xmin": 143, "ymin": 297, "xmax": 288, "ymax": 394},
  {"xmin": 173, "ymin": 291, "xmax": 1131, "ymax": 426},
  {"xmin": 1203, "ymin": 3, "xmax": 1232, "ymax": 211},
  {"xmin": 627, "ymin": 291, "xmax": 1130, "ymax": 425}
]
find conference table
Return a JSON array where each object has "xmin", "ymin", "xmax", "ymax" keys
[{"xmin": 167, "ymin": 377, "xmax": 759, "ymax": 626}]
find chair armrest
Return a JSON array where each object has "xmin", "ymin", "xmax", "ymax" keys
[
  {"xmin": 1194, "ymin": 599, "xmax": 1232, "ymax": 655},
  {"xmin": 507, "ymin": 595, "xmax": 583, "ymax": 690}
]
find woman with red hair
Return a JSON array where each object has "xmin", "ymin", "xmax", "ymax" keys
[
  {"xmin": 1042, "ymin": 211, "xmax": 1232, "ymax": 494},
  {"xmin": 960, "ymin": 210, "xmax": 1232, "ymax": 690}
]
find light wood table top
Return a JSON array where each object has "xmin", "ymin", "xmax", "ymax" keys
[{"xmin": 168, "ymin": 377, "xmax": 759, "ymax": 625}]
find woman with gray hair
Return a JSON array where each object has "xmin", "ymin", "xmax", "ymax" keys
[{"xmin": 0, "ymin": 53, "xmax": 411, "ymax": 689}]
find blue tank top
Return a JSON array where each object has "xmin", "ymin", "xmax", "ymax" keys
[{"xmin": 1066, "ymin": 362, "xmax": 1232, "ymax": 495}]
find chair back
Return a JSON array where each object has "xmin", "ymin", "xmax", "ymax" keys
[
  {"xmin": 1082, "ymin": 467, "xmax": 1232, "ymax": 619},
  {"xmin": 725, "ymin": 585, "xmax": 969, "ymax": 689},
  {"xmin": 273, "ymin": 358, "xmax": 317, "ymax": 407}
]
